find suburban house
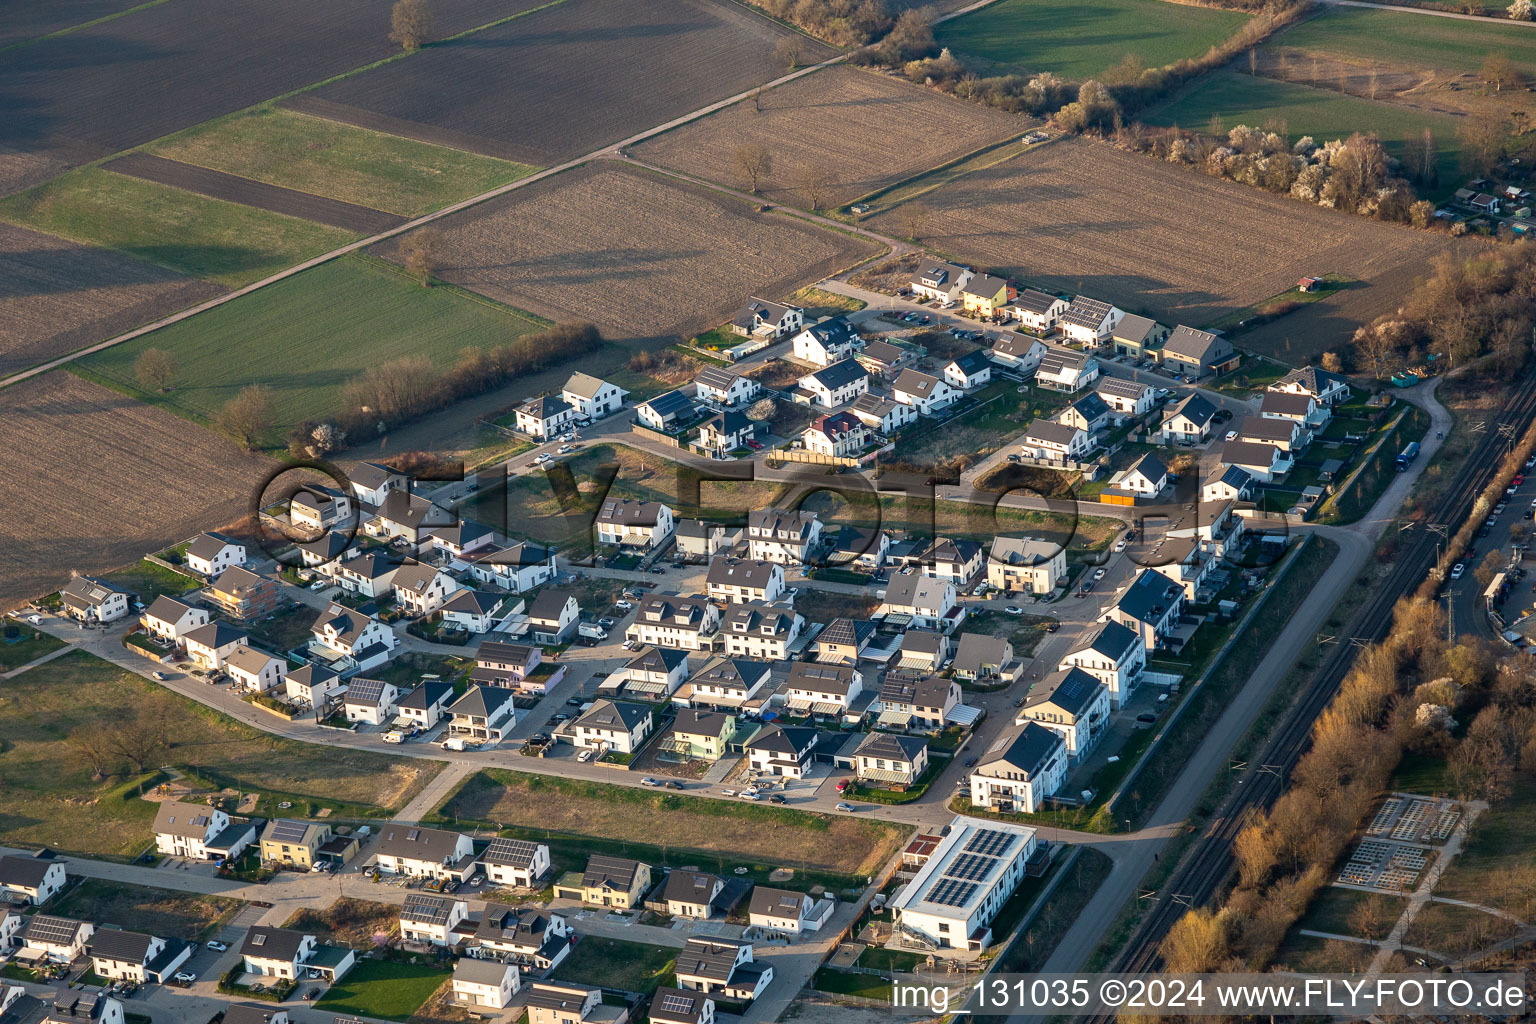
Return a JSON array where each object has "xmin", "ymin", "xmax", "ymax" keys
[
  {"xmin": 182, "ymin": 621, "xmax": 248, "ymax": 671},
  {"xmin": 675, "ymin": 519, "xmax": 729, "ymax": 560},
  {"xmin": 348, "ymin": 461, "xmax": 405, "ymax": 508},
  {"xmin": 1096, "ymin": 376, "xmax": 1155, "ymax": 418},
  {"xmin": 294, "ymin": 532, "xmax": 355, "ymax": 569},
  {"xmin": 1017, "ymin": 667, "xmax": 1110, "ymax": 761},
  {"xmin": 1220, "ymin": 439, "xmax": 1290, "ymax": 483},
  {"xmin": 375, "ymin": 826, "xmax": 476, "ymax": 881},
  {"xmin": 1260, "ymin": 389, "xmax": 1326, "ymax": 430},
  {"xmin": 1059, "ymin": 296, "xmax": 1123, "ymax": 346},
  {"xmin": 425, "ymin": 521, "xmax": 496, "ymax": 561},
  {"xmin": 649, "ymin": 988, "xmax": 716, "ymax": 1024},
  {"xmin": 909, "ymin": 259, "xmax": 971, "ymax": 303},
  {"xmin": 892, "ymin": 368, "xmax": 958, "ymax": 415},
  {"xmin": 42, "ymin": 988, "xmax": 124, "ymax": 1024},
  {"xmin": 1117, "ymin": 451, "xmax": 1169, "ymax": 496},
  {"xmin": 561, "ymin": 372, "xmax": 627, "ymax": 420},
  {"xmin": 1149, "ymin": 537, "xmax": 1216, "ymax": 601},
  {"xmin": 684, "ymin": 657, "xmax": 770, "ymax": 710},
  {"xmin": 854, "ymin": 731, "xmax": 930, "ymax": 788},
  {"xmin": 636, "ymin": 390, "xmax": 697, "ymax": 432},
  {"xmin": 438, "ymin": 589, "xmax": 507, "ymax": 634},
  {"xmin": 827, "ymin": 526, "xmax": 890, "ymax": 571},
  {"xmin": 952, "ymin": 633, "xmax": 1015, "ymax": 684},
  {"xmin": 706, "ymin": 557, "xmax": 785, "ymax": 604},
  {"xmin": 987, "ymin": 536, "xmax": 1065, "ymax": 595},
  {"xmin": 925, "ymin": 538, "xmax": 984, "ymax": 585},
  {"xmin": 285, "ymin": 663, "xmax": 344, "ymax": 709},
  {"xmin": 693, "ymin": 365, "xmax": 761, "ymax": 409},
  {"xmin": 390, "ymin": 564, "xmax": 458, "ymax": 617},
  {"xmin": 1060, "ymin": 620, "xmax": 1145, "ymax": 707},
  {"xmin": 526, "ymin": 982, "xmax": 614, "ymax": 1024},
  {"xmin": 239, "ymin": 927, "xmax": 355, "ymax": 983},
  {"xmin": 152, "ymin": 800, "xmax": 254, "ymax": 861},
  {"xmin": 1009, "ymin": 288, "xmax": 1067, "ymax": 333},
  {"xmin": 1109, "ymin": 313, "xmax": 1168, "ymax": 360},
  {"xmin": 452, "ymin": 958, "xmax": 521, "ymax": 1010},
  {"xmin": 472, "ymin": 641, "xmax": 548, "ymax": 692},
  {"xmin": 1203, "ymin": 465, "xmax": 1255, "ymax": 504},
  {"xmin": 365, "ymin": 491, "xmax": 455, "ymax": 549},
  {"xmin": 20, "ymin": 916, "xmax": 93, "ymax": 963},
  {"xmin": 888, "ymin": 816, "xmax": 1042, "ymax": 955},
  {"xmin": 748, "ymin": 889, "xmax": 830, "ymax": 938},
  {"xmin": 331, "ymin": 551, "xmax": 401, "ymax": 599},
  {"xmin": 745, "ymin": 724, "xmax": 818, "ymax": 778},
  {"xmin": 626, "ymin": 594, "xmax": 721, "ymax": 650},
  {"xmin": 663, "ymin": 871, "xmax": 726, "ymax": 919},
  {"xmin": 969, "ymin": 722, "xmax": 1068, "ymax": 814},
  {"xmin": 960, "ymin": 273, "xmax": 1009, "ymax": 317},
  {"xmin": 224, "ymin": 645, "xmax": 288, "ymax": 693},
  {"xmin": 849, "ymin": 392, "xmax": 918, "ymax": 433},
  {"xmin": 308, "ymin": 603, "xmax": 397, "ymax": 672},
  {"xmin": 695, "ymin": 411, "xmax": 755, "ymax": 453},
  {"xmin": 1102, "ymin": 570, "xmax": 1186, "ymax": 652},
  {"xmin": 288, "ymin": 484, "xmax": 352, "ymax": 535},
  {"xmin": 990, "ymin": 333, "xmax": 1048, "ymax": 373},
  {"xmin": 570, "ymin": 700, "xmax": 654, "ymax": 754},
  {"xmin": 615, "ymin": 645, "xmax": 690, "ymax": 699},
  {"xmin": 554, "ymin": 855, "xmax": 652, "ymax": 909},
  {"xmin": 596, "ymin": 499, "xmax": 676, "ymax": 549},
  {"xmin": 1034, "ymin": 348, "xmax": 1100, "ymax": 392},
  {"xmin": 790, "ymin": 316, "xmax": 861, "ymax": 367},
  {"xmin": 448, "ymin": 685, "xmax": 519, "ymax": 745},
  {"xmin": 797, "ymin": 359, "xmax": 869, "ymax": 409},
  {"xmin": 474, "ymin": 906, "xmax": 573, "ymax": 972},
  {"xmin": 528, "ymin": 588, "xmax": 580, "ymax": 644},
  {"xmin": 393, "ymin": 681, "xmax": 451, "ymax": 727},
  {"xmin": 731, "ymin": 297, "xmax": 804, "ymax": 339},
  {"xmin": 782, "ymin": 662, "xmax": 863, "ymax": 717},
  {"xmin": 90, "ymin": 929, "xmax": 191, "ymax": 985},
  {"xmin": 184, "ymin": 532, "xmax": 246, "ymax": 577},
  {"xmin": 139, "ymin": 595, "xmax": 209, "ymax": 643},
  {"xmin": 747, "ymin": 509, "xmax": 823, "ymax": 564},
  {"xmin": 399, "ymin": 893, "xmax": 469, "ymax": 946},
  {"xmin": 1270, "ymin": 366, "xmax": 1350, "ymax": 406},
  {"xmin": 721, "ymin": 602, "xmax": 803, "ymax": 660},
  {"xmin": 469, "ymin": 540, "xmax": 558, "ymax": 593},
  {"xmin": 0, "ymin": 854, "xmax": 66, "ymax": 906},
  {"xmin": 878, "ymin": 574, "xmax": 959, "ymax": 631},
  {"xmin": 809, "ymin": 616, "xmax": 876, "ymax": 665},
  {"xmin": 1020, "ymin": 419, "xmax": 1091, "ymax": 463},
  {"xmin": 480, "ymin": 838, "xmax": 552, "ymax": 888},
  {"xmin": 341, "ymin": 677, "xmax": 400, "ymax": 726},
  {"xmin": 802, "ymin": 411, "xmax": 870, "ymax": 457},
  {"xmin": 877, "ymin": 674, "xmax": 962, "ymax": 732},
  {"xmin": 1158, "ymin": 393, "xmax": 1218, "ymax": 445},
  {"xmin": 258, "ymin": 819, "xmax": 332, "ymax": 871},
  {"xmin": 59, "ymin": 576, "xmax": 132, "ymax": 624},
  {"xmin": 1159, "ymin": 325, "xmax": 1238, "ymax": 379},
  {"xmin": 514, "ymin": 395, "xmax": 577, "ymax": 440},
  {"xmin": 664, "ymin": 708, "xmax": 737, "ymax": 760},
  {"xmin": 856, "ymin": 339, "xmax": 918, "ymax": 380},
  {"xmin": 1238, "ymin": 414, "xmax": 1304, "ymax": 453},
  {"xmin": 944, "ymin": 350, "xmax": 992, "ymax": 391},
  {"xmin": 674, "ymin": 938, "xmax": 773, "ymax": 1002},
  {"xmin": 1057, "ymin": 392, "xmax": 1111, "ymax": 434}
]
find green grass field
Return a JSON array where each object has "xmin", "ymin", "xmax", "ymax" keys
[
  {"xmin": 77, "ymin": 255, "xmax": 548, "ymax": 432},
  {"xmin": 552, "ymin": 937, "xmax": 676, "ymax": 995},
  {"xmin": 1274, "ymin": 6, "xmax": 1536, "ymax": 76},
  {"xmin": 0, "ymin": 166, "xmax": 355, "ymax": 287},
  {"xmin": 150, "ymin": 108, "xmax": 539, "ymax": 218},
  {"xmin": 935, "ymin": 0, "xmax": 1250, "ymax": 80},
  {"xmin": 313, "ymin": 959, "xmax": 448, "ymax": 1021},
  {"xmin": 1147, "ymin": 70, "xmax": 1463, "ymax": 185}
]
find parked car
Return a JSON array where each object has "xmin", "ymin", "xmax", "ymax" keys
[
  {"xmin": 174, "ymin": 972, "xmax": 197, "ymax": 984},
  {"xmin": 1136, "ymin": 713, "xmax": 1158, "ymax": 723},
  {"xmin": 206, "ymin": 940, "xmax": 228, "ymax": 952},
  {"xmin": 768, "ymin": 794, "xmax": 787, "ymax": 804},
  {"xmin": 1093, "ymin": 568, "xmax": 1107, "ymax": 581},
  {"xmin": 1450, "ymin": 562, "xmax": 1466, "ymax": 579},
  {"xmin": 665, "ymin": 780, "xmax": 684, "ymax": 790},
  {"xmin": 1224, "ymin": 430, "xmax": 1239, "ymax": 441},
  {"xmin": 577, "ymin": 749, "xmax": 595, "ymax": 762},
  {"xmin": 640, "ymin": 777, "xmax": 660, "ymax": 787},
  {"xmin": 306, "ymin": 988, "xmax": 321, "ymax": 1001},
  {"xmin": 1004, "ymin": 605, "xmax": 1023, "ymax": 615},
  {"xmin": 835, "ymin": 802, "xmax": 856, "ymax": 812},
  {"xmin": 151, "ymin": 671, "xmax": 167, "ymax": 681},
  {"xmin": 746, "ymin": 439, "xmax": 764, "ymax": 451}
]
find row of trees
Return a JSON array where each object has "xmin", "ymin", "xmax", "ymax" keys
[{"xmin": 752, "ymin": 0, "xmax": 894, "ymax": 47}]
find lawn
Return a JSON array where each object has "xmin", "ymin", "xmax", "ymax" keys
[
  {"xmin": 150, "ymin": 108, "xmax": 539, "ymax": 218},
  {"xmin": 1295, "ymin": 885, "xmax": 1404, "ymax": 941},
  {"xmin": 1274, "ymin": 5, "xmax": 1536, "ymax": 77},
  {"xmin": 103, "ymin": 559, "xmax": 202, "ymax": 604},
  {"xmin": 0, "ymin": 628, "xmax": 64, "ymax": 672},
  {"xmin": 1146, "ymin": 70, "xmax": 1463, "ymax": 187},
  {"xmin": 76, "ymin": 255, "xmax": 548, "ymax": 433},
  {"xmin": 0, "ymin": 650, "xmax": 441, "ymax": 857},
  {"xmin": 936, "ymin": 0, "xmax": 1251, "ymax": 80},
  {"xmin": 51, "ymin": 879, "xmax": 241, "ymax": 940},
  {"xmin": 1431, "ymin": 785, "xmax": 1536, "ymax": 917},
  {"xmin": 0, "ymin": 167, "xmax": 356, "ymax": 287},
  {"xmin": 314, "ymin": 958, "xmax": 449, "ymax": 1022},
  {"xmin": 787, "ymin": 286, "xmax": 866, "ymax": 317},
  {"xmin": 552, "ymin": 937, "xmax": 675, "ymax": 995}
]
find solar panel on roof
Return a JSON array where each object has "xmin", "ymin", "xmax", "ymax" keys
[
  {"xmin": 25, "ymin": 916, "xmax": 82, "ymax": 945},
  {"xmin": 945, "ymin": 852, "xmax": 999, "ymax": 882},
  {"xmin": 963, "ymin": 828, "xmax": 1018, "ymax": 857},
  {"xmin": 925, "ymin": 878, "xmax": 979, "ymax": 908},
  {"xmin": 268, "ymin": 819, "xmax": 311, "ymax": 843},
  {"xmin": 658, "ymin": 993, "xmax": 696, "ymax": 1014}
]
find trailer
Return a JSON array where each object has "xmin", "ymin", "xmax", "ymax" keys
[{"xmin": 1396, "ymin": 441, "xmax": 1421, "ymax": 471}]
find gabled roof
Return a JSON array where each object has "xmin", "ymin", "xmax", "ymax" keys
[
  {"xmin": 953, "ymin": 632, "xmax": 1010, "ymax": 673},
  {"xmin": 449, "ymin": 685, "xmax": 517, "ymax": 720},
  {"xmin": 1069, "ymin": 620, "xmax": 1140, "ymax": 662},
  {"xmin": 439, "ymin": 589, "xmax": 502, "ymax": 617},
  {"xmin": 948, "ymin": 349, "xmax": 991, "ymax": 376},
  {"xmin": 1213, "ymin": 465, "xmax": 1254, "ymax": 491},
  {"xmin": 573, "ymin": 699, "xmax": 652, "ymax": 733},
  {"xmin": 454, "ymin": 957, "xmax": 515, "ymax": 986},
  {"xmin": 1111, "ymin": 313, "xmax": 1159, "ymax": 344},
  {"xmin": 1097, "ymin": 376, "xmax": 1149, "ymax": 401},
  {"xmin": 854, "ymin": 730, "xmax": 927, "ymax": 762},
  {"xmin": 1164, "ymin": 392, "xmax": 1217, "ymax": 428},
  {"xmin": 481, "ymin": 838, "xmax": 544, "ymax": 868},
  {"xmin": 225, "ymin": 645, "xmax": 283, "ymax": 676},
  {"xmin": 650, "ymin": 986, "xmax": 711, "ymax": 1024},
  {"xmin": 597, "ymin": 498, "xmax": 670, "ymax": 527},
  {"xmin": 1025, "ymin": 666, "xmax": 1106, "ymax": 717},
  {"xmin": 689, "ymin": 656, "xmax": 768, "ymax": 690},
  {"xmin": 400, "ymin": 893, "xmax": 460, "ymax": 926},
  {"xmin": 992, "ymin": 332, "xmax": 1044, "ymax": 357},
  {"xmin": 977, "ymin": 721, "xmax": 1063, "ymax": 777},
  {"xmin": 787, "ymin": 660, "xmax": 859, "ymax": 694},
  {"xmin": 1125, "ymin": 451, "xmax": 1168, "ymax": 483},
  {"xmin": 748, "ymin": 887, "xmax": 808, "ymax": 919},
  {"xmin": 1026, "ymin": 418, "xmax": 1084, "ymax": 447},
  {"xmin": 209, "ymin": 566, "xmax": 265, "ymax": 594},
  {"xmin": 89, "ymin": 928, "xmax": 156, "ymax": 963},
  {"xmin": 376, "ymin": 825, "xmax": 468, "ymax": 864},
  {"xmin": 518, "ymin": 394, "xmax": 571, "ymax": 420},
  {"xmin": 374, "ymin": 490, "xmax": 444, "ymax": 529},
  {"xmin": 962, "ymin": 272, "xmax": 1008, "ymax": 299},
  {"xmin": 1161, "ymin": 325, "xmax": 1226, "ymax": 363},
  {"xmin": 186, "ymin": 532, "xmax": 241, "ymax": 562},
  {"xmin": 1038, "ymin": 347, "xmax": 1093, "ymax": 376},
  {"xmin": 343, "ymin": 677, "xmax": 392, "ymax": 708},
  {"xmin": 639, "ymin": 389, "xmax": 695, "ymax": 419},
  {"xmin": 806, "ymin": 358, "xmax": 868, "ymax": 391},
  {"xmin": 1238, "ymin": 415, "xmax": 1297, "ymax": 442},
  {"xmin": 859, "ymin": 339, "xmax": 907, "ymax": 366},
  {"xmin": 879, "ymin": 673, "xmax": 954, "ymax": 710},
  {"xmin": 239, "ymin": 926, "xmax": 307, "ymax": 962},
  {"xmin": 706, "ymin": 557, "xmax": 779, "ymax": 590},
  {"xmin": 695, "ymin": 364, "xmax": 747, "ymax": 393},
  {"xmin": 990, "ymin": 536, "xmax": 1059, "ymax": 566},
  {"xmin": 142, "ymin": 595, "xmax": 197, "ymax": 624},
  {"xmin": 0, "ymin": 854, "xmax": 57, "ymax": 890},
  {"xmin": 1061, "ymin": 296, "xmax": 1116, "ymax": 329},
  {"xmin": 1011, "ymin": 288, "xmax": 1062, "ymax": 314},
  {"xmin": 183, "ymin": 621, "xmax": 247, "ymax": 650},
  {"xmin": 893, "ymin": 368, "xmax": 944, "ymax": 399},
  {"xmin": 1114, "ymin": 570, "xmax": 1183, "ymax": 624},
  {"xmin": 60, "ymin": 576, "xmax": 127, "ymax": 606},
  {"xmin": 582, "ymin": 854, "xmax": 645, "ymax": 891},
  {"xmin": 1259, "ymin": 390, "xmax": 1315, "ymax": 417},
  {"xmin": 699, "ymin": 410, "xmax": 751, "ymax": 439},
  {"xmin": 746, "ymin": 723, "xmax": 817, "ymax": 757},
  {"xmin": 477, "ymin": 540, "xmax": 554, "ymax": 567},
  {"xmin": 814, "ymin": 617, "xmax": 875, "ymax": 650},
  {"xmin": 1221, "ymin": 439, "xmax": 1285, "ymax": 469},
  {"xmin": 563, "ymin": 371, "xmax": 617, "ymax": 399},
  {"xmin": 1070, "ymin": 392, "xmax": 1110, "ymax": 421},
  {"xmin": 527, "ymin": 588, "xmax": 576, "ymax": 622},
  {"xmin": 671, "ymin": 708, "xmax": 733, "ymax": 736},
  {"xmin": 1272, "ymin": 366, "xmax": 1348, "ymax": 396},
  {"xmin": 625, "ymin": 644, "xmax": 689, "ymax": 673},
  {"xmin": 677, "ymin": 937, "xmax": 750, "ymax": 983},
  {"xmin": 797, "ymin": 315, "xmax": 858, "ymax": 348},
  {"xmin": 882, "ymin": 573, "xmax": 952, "ymax": 609},
  {"xmin": 397, "ymin": 682, "xmax": 453, "ymax": 713},
  {"xmin": 662, "ymin": 870, "xmax": 721, "ymax": 907}
]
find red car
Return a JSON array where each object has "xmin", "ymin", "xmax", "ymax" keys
[
  {"xmin": 746, "ymin": 439, "xmax": 764, "ymax": 451},
  {"xmin": 836, "ymin": 779, "xmax": 850, "ymax": 792},
  {"xmin": 1516, "ymin": 475, "xmax": 1526, "ymax": 486}
]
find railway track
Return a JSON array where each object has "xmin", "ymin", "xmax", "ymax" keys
[{"xmin": 1095, "ymin": 371, "xmax": 1536, "ymax": 995}]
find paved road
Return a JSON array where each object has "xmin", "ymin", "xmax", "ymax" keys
[{"xmin": 1322, "ymin": 0, "xmax": 1536, "ymax": 24}]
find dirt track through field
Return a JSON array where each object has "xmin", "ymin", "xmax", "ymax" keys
[{"xmin": 104, "ymin": 153, "xmax": 404, "ymax": 234}]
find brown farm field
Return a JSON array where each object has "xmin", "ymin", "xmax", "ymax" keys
[
  {"xmin": 866, "ymin": 137, "xmax": 1460, "ymax": 358},
  {"xmin": 0, "ymin": 222, "xmax": 224, "ymax": 376},
  {"xmin": 304, "ymin": 0, "xmax": 833, "ymax": 166},
  {"xmin": 632, "ymin": 66, "xmax": 1026, "ymax": 209},
  {"xmin": 378, "ymin": 162, "xmax": 881, "ymax": 343},
  {"xmin": 0, "ymin": 373, "xmax": 274, "ymax": 611}
]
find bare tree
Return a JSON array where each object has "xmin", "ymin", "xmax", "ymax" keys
[
  {"xmin": 774, "ymin": 36, "xmax": 804, "ymax": 70},
  {"xmin": 399, "ymin": 227, "xmax": 444, "ymax": 286},
  {"xmin": 1458, "ymin": 108, "xmax": 1511, "ymax": 175},
  {"xmin": 389, "ymin": 0, "xmax": 437, "ymax": 50},
  {"xmin": 898, "ymin": 201, "xmax": 930, "ymax": 242},
  {"xmin": 732, "ymin": 144, "xmax": 772, "ymax": 193},
  {"xmin": 67, "ymin": 726, "xmax": 115, "ymax": 781},
  {"xmin": 107, "ymin": 714, "xmax": 168, "ymax": 774},
  {"xmin": 134, "ymin": 347, "xmax": 177, "ymax": 392},
  {"xmin": 796, "ymin": 163, "xmax": 834, "ymax": 210},
  {"xmin": 214, "ymin": 385, "xmax": 275, "ymax": 451},
  {"xmin": 1480, "ymin": 53, "xmax": 1519, "ymax": 92},
  {"xmin": 749, "ymin": 89, "xmax": 764, "ymax": 114}
]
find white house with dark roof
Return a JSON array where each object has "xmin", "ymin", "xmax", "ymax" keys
[
  {"xmin": 480, "ymin": 838, "xmax": 551, "ymax": 887},
  {"xmin": 1057, "ymin": 392, "xmax": 1111, "ymax": 434},
  {"xmin": 1159, "ymin": 325, "xmax": 1237, "ymax": 379},
  {"xmin": 392, "ymin": 680, "xmax": 453, "ymax": 731},
  {"xmin": 693, "ymin": 365, "xmax": 760, "ymax": 409},
  {"xmin": 746, "ymin": 724, "xmax": 818, "ymax": 778},
  {"xmin": 348, "ymin": 461, "xmax": 405, "ymax": 508},
  {"xmin": 747, "ymin": 889, "xmax": 829, "ymax": 938},
  {"xmin": 721, "ymin": 602, "xmax": 803, "ymax": 660},
  {"xmin": 747, "ymin": 509, "xmax": 822, "ymax": 564},
  {"xmin": 1096, "ymin": 376, "xmax": 1155, "ymax": 418},
  {"xmin": 1238, "ymin": 414, "xmax": 1303, "ymax": 453},
  {"xmin": 1270, "ymin": 366, "xmax": 1350, "ymax": 406},
  {"xmin": 909, "ymin": 259, "xmax": 971, "ymax": 302},
  {"xmin": 399, "ymin": 893, "xmax": 468, "ymax": 946},
  {"xmin": 90, "ymin": 928, "xmax": 190, "ymax": 984},
  {"xmin": 1017, "ymin": 667, "xmax": 1110, "ymax": 760},
  {"xmin": 650, "ymin": 987, "xmax": 716, "ymax": 1024},
  {"xmin": 284, "ymin": 663, "xmax": 344, "ymax": 709},
  {"xmin": 225, "ymin": 645, "xmax": 288, "ymax": 693},
  {"xmin": 515, "ymin": 395, "xmax": 577, "ymax": 440},
  {"xmin": 375, "ymin": 825, "xmax": 476, "ymax": 880},
  {"xmin": 878, "ymin": 575, "xmax": 958, "ymax": 631},
  {"xmin": 43, "ymin": 987, "xmax": 124, "ymax": 1024},
  {"xmin": 849, "ymin": 392, "xmax": 917, "ymax": 434},
  {"xmin": 571, "ymin": 700, "xmax": 654, "ymax": 754},
  {"xmin": 59, "ymin": 576, "xmax": 131, "ymax": 624},
  {"xmin": 664, "ymin": 870, "xmax": 725, "ymax": 919},
  {"xmin": 1158, "ymin": 393, "xmax": 1218, "ymax": 444},
  {"xmin": 1020, "ymin": 419, "xmax": 1091, "ymax": 463},
  {"xmin": 796, "ymin": 358, "xmax": 869, "ymax": 409},
  {"xmin": 1009, "ymin": 288, "xmax": 1067, "ymax": 332},
  {"xmin": 969, "ymin": 723, "xmax": 1067, "ymax": 813},
  {"xmin": 0, "ymin": 854, "xmax": 66, "ymax": 906},
  {"xmin": 802, "ymin": 411, "xmax": 870, "ymax": 457},
  {"xmin": 626, "ymin": 594, "xmax": 720, "ymax": 651},
  {"xmin": 438, "ymin": 589, "xmax": 507, "ymax": 634},
  {"xmin": 184, "ymin": 532, "xmax": 246, "ymax": 577},
  {"xmin": 528, "ymin": 588, "xmax": 580, "ymax": 644},
  {"xmin": 308, "ymin": 603, "xmax": 397, "ymax": 672},
  {"xmin": 391, "ymin": 564, "xmax": 459, "ymax": 617},
  {"xmin": 452, "ymin": 958, "xmax": 521, "ymax": 1010},
  {"xmin": 695, "ymin": 410, "xmax": 754, "ymax": 454},
  {"xmin": 183, "ymin": 621, "xmax": 248, "ymax": 671},
  {"xmin": 152, "ymin": 800, "xmax": 252, "ymax": 861},
  {"xmin": 469, "ymin": 540, "xmax": 558, "ymax": 593},
  {"xmin": 448, "ymin": 685, "xmax": 518, "ymax": 744},
  {"xmin": 925, "ymin": 538, "xmax": 983, "ymax": 585},
  {"xmin": 685, "ymin": 657, "xmax": 770, "ymax": 710},
  {"xmin": 892, "ymin": 368, "xmax": 958, "ymax": 415},
  {"xmin": 332, "ymin": 551, "xmax": 401, "ymax": 599},
  {"xmin": 990, "ymin": 333, "xmax": 1048, "ymax": 373},
  {"xmin": 561, "ymin": 372, "xmax": 627, "ymax": 421},
  {"xmin": 1203, "ymin": 465, "xmax": 1255, "ymax": 503},
  {"xmin": 288, "ymin": 484, "xmax": 353, "ymax": 535},
  {"xmin": 782, "ymin": 662, "xmax": 863, "ymax": 717},
  {"xmin": 637, "ymin": 389, "xmax": 697, "ymax": 432},
  {"xmin": 1059, "ymin": 296, "xmax": 1123, "ymax": 346},
  {"xmin": 365, "ymin": 491, "xmax": 454, "ymax": 549},
  {"xmin": 944, "ymin": 350, "xmax": 992, "ymax": 391},
  {"xmin": 1220, "ymin": 439, "xmax": 1290, "ymax": 483},
  {"xmin": 341, "ymin": 677, "xmax": 399, "ymax": 726},
  {"xmin": 952, "ymin": 633, "xmax": 1015, "ymax": 684},
  {"xmin": 139, "ymin": 595, "xmax": 208, "ymax": 643},
  {"xmin": 596, "ymin": 499, "xmax": 675, "ymax": 549},
  {"xmin": 1101, "ymin": 570, "xmax": 1185, "ymax": 652},
  {"xmin": 791, "ymin": 316, "xmax": 861, "ymax": 367},
  {"xmin": 731, "ymin": 297, "xmax": 804, "ymax": 340},
  {"xmin": 877, "ymin": 674, "xmax": 962, "ymax": 731},
  {"xmin": 238, "ymin": 927, "xmax": 318, "ymax": 980},
  {"xmin": 1260, "ymin": 389, "xmax": 1326, "ymax": 430},
  {"xmin": 424, "ymin": 521, "xmax": 496, "ymax": 562},
  {"xmin": 675, "ymin": 937, "xmax": 773, "ymax": 1002},
  {"xmin": 987, "ymin": 537, "xmax": 1064, "ymax": 595},
  {"xmin": 22, "ymin": 917, "xmax": 94, "ymax": 963},
  {"xmin": 525, "ymin": 981, "xmax": 604, "ymax": 1024},
  {"xmin": 856, "ymin": 338, "xmax": 916, "ymax": 380},
  {"xmin": 705, "ymin": 557, "xmax": 785, "ymax": 604},
  {"xmin": 615, "ymin": 645, "xmax": 689, "ymax": 698},
  {"xmin": 1059, "ymin": 620, "xmax": 1144, "ymax": 707},
  {"xmin": 1034, "ymin": 348, "xmax": 1100, "ymax": 392},
  {"xmin": 1149, "ymin": 536, "xmax": 1216, "ymax": 602},
  {"xmin": 854, "ymin": 731, "xmax": 929, "ymax": 787},
  {"xmin": 675, "ymin": 518, "xmax": 729, "ymax": 561},
  {"xmin": 1117, "ymin": 452, "xmax": 1168, "ymax": 496}
]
